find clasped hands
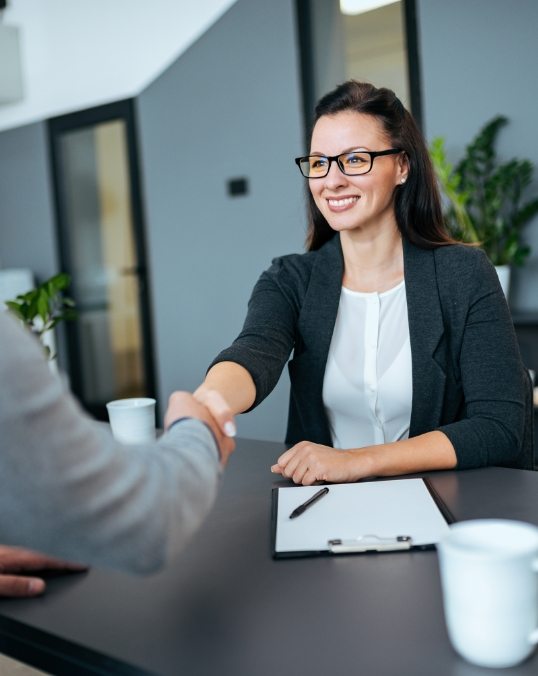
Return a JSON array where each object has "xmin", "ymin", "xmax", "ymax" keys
[{"xmin": 164, "ymin": 390, "xmax": 236, "ymax": 466}]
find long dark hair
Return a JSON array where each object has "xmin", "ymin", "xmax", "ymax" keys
[{"xmin": 305, "ymin": 80, "xmax": 454, "ymax": 251}]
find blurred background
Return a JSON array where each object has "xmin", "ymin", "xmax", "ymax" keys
[{"xmin": 0, "ymin": 0, "xmax": 537, "ymax": 440}]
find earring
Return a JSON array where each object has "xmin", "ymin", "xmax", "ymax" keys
[{"xmin": 400, "ymin": 178, "xmax": 406, "ymax": 184}]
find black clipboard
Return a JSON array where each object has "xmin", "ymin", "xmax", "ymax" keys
[{"xmin": 271, "ymin": 477, "xmax": 455, "ymax": 559}]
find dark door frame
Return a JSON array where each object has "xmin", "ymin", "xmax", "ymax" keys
[
  {"xmin": 47, "ymin": 99, "xmax": 157, "ymax": 418},
  {"xmin": 402, "ymin": 0, "xmax": 423, "ymax": 129},
  {"xmin": 294, "ymin": 0, "xmax": 423, "ymax": 135}
]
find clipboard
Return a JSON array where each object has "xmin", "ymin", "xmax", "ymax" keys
[{"xmin": 271, "ymin": 477, "xmax": 454, "ymax": 559}]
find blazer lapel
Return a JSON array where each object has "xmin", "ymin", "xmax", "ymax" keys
[
  {"xmin": 299, "ymin": 235, "xmax": 343, "ymax": 357},
  {"xmin": 297, "ymin": 236, "xmax": 343, "ymax": 443},
  {"xmin": 403, "ymin": 239, "xmax": 447, "ymax": 436}
]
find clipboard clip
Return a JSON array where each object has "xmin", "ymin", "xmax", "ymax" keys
[{"xmin": 327, "ymin": 534, "xmax": 413, "ymax": 554}]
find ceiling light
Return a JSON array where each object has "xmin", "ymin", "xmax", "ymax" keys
[{"xmin": 340, "ymin": 0, "xmax": 399, "ymax": 16}]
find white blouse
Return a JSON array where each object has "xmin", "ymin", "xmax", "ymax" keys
[{"xmin": 322, "ymin": 280, "xmax": 412, "ymax": 449}]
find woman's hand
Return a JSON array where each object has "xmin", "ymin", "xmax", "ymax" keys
[
  {"xmin": 193, "ymin": 386, "xmax": 237, "ymax": 438},
  {"xmin": 271, "ymin": 441, "xmax": 370, "ymax": 485}
]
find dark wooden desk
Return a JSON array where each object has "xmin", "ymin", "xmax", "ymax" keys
[{"xmin": 1, "ymin": 439, "xmax": 538, "ymax": 676}]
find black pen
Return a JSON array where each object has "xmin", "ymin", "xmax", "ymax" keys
[{"xmin": 289, "ymin": 487, "xmax": 329, "ymax": 519}]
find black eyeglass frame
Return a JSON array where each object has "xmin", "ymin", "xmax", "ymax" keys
[{"xmin": 294, "ymin": 148, "xmax": 403, "ymax": 178}]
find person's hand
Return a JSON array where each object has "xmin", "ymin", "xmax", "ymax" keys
[
  {"xmin": 271, "ymin": 442, "xmax": 363, "ymax": 485},
  {"xmin": 193, "ymin": 386, "xmax": 236, "ymax": 439},
  {"xmin": 164, "ymin": 391, "xmax": 235, "ymax": 466},
  {"xmin": 0, "ymin": 545, "xmax": 88, "ymax": 598}
]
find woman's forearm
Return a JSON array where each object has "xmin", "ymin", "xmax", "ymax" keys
[
  {"xmin": 195, "ymin": 361, "xmax": 256, "ymax": 415},
  {"xmin": 354, "ymin": 430, "xmax": 458, "ymax": 479}
]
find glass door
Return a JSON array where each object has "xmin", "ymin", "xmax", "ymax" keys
[
  {"xmin": 49, "ymin": 100, "xmax": 156, "ymax": 419},
  {"xmin": 296, "ymin": 0, "xmax": 422, "ymax": 134}
]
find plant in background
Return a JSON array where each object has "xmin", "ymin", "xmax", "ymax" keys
[
  {"xmin": 5, "ymin": 272, "xmax": 76, "ymax": 360},
  {"xmin": 430, "ymin": 116, "xmax": 538, "ymax": 266}
]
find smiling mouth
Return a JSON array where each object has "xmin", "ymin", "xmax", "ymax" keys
[{"xmin": 327, "ymin": 196, "xmax": 360, "ymax": 209}]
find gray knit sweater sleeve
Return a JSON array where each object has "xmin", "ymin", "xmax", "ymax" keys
[{"xmin": 0, "ymin": 311, "xmax": 220, "ymax": 574}]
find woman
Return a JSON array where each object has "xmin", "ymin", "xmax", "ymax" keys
[{"xmin": 195, "ymin": 80, "xmax": 528, "ymax": 485}]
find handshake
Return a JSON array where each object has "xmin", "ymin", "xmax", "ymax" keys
[
  {"xmin": 164, "ymin": 388, "xmax": 237, "ymax": 466},
  {"xmin": 107, "ymin": 387, "xmax": 238, "ymax": 466}
]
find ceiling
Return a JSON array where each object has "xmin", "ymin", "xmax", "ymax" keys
[{"xmin": 0, "ymin": 0, "xmax": 237, "ymax": 132}]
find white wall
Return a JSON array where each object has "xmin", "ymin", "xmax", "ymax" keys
[{"xmin": 0, "ymin": 0, "xmax": 236, "ymax": 132}]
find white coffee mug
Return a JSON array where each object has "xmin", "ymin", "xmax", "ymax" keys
[
  {"xmin": 106, "ymin": 397, "xmax": 156, "ymax": 444},
  {"xmin": 437, "ymin": 519, "xmax": 538, "ymax": 668}
]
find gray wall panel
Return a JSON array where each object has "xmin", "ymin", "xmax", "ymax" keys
[
  {"xmin": 137, "ymin": 0, "xmax": 305, "ymax": 441},
  {"xmin": 0, "ymin": 122, "xmax": 58, "ymax": 281},
  {"xmin": 417, "ymin": 0, "xmax": 538, "ymax": 311}
]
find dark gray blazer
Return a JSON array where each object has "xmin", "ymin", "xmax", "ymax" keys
[{"xmin": 211, "ymin": 235, "xmax": 529, "ymax": 469}]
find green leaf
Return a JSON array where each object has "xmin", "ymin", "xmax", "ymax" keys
[
  {"xmin": 513, "ymin": 197, "xmax": 538, "ymax": 228},
  {"xmin": 37, "ymin": 289, "xmax": 49, "ymax": 322},
  {"xmin": 46, "ymin": 272, "xmax": 70, "ymax": 294}
]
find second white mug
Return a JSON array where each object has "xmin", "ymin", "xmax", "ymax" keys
[{"xmin": 437, "ymin": 519, "xmax": 538, "ymax": 668}]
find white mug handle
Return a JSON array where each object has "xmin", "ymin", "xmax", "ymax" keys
[{"xmin": 530, "ymin": 558, "xmax": 538, "ymax": 645}]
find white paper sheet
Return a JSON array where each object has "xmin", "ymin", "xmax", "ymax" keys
[{"xmin": 274, "ymin": 478, "xmax": 450, "ymax": 554}]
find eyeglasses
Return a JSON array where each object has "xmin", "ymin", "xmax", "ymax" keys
[{"xmin": 294, "ymin": 148, "xmax": 402, "ymax": 178}]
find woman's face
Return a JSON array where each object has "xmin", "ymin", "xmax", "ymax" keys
[{"xmin": 308, "ymin": 111, "xmax": 408, "ymax": 236}]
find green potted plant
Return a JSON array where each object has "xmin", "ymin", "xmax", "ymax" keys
[
  {"xmin": 5, "ymin": 272, "xmax": 76, "ymax": 362},
  {"xmin": 430, "ymin": 116, "xmax": 538, "ymax": 297}
]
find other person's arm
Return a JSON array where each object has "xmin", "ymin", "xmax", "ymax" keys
[{"xmin": 0, "ymin": 311, "xmax": 234, "ymax": 574}]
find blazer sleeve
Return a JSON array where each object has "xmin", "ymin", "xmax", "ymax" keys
[
  {"xmin": 208, "ymin": 255, "xmax": 304, "ymax": 409},
  {"xmin": 0, "ymin": 312, "xmax": 220, "ymax": 574},
  {"xmin": 436, "ymin": 249, "xmax": 527, "ymax": 469}
]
